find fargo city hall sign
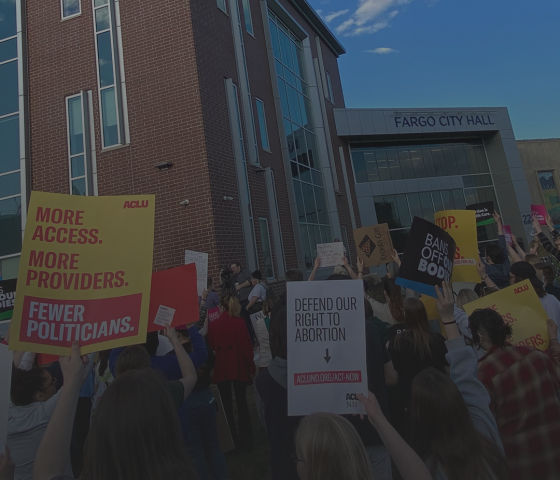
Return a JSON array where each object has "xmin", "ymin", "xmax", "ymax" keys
[{"xmin": 394, "ymin": 114, "xmax": 495, "ymax": 128}]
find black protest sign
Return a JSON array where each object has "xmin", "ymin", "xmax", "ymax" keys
[
  {"xmin": 466, "ymin": 201, "xmax": 495, "ymax": 226},
  {"xmin": 0, "ymin": 279, "xmax": 16, "ymax": 321},
  {"xmin": 395, "ymin": 217, "xmax": 456, "ymax": 298}
]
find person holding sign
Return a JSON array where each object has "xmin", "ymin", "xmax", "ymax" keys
[
  {"xmin": 481, "ymin": 212, "xmax": 511, "ymax": 289},
  {"xmin": 469, "ymin": 310, "xmax": 560, "ymax": 480},
  {"xmin": 366, "ymin": 280, "xmax": 405, "ymax": 326}
]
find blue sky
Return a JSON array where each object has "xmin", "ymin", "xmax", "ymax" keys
[{"xmin": 309, "ymin": 0, "xmax": 560, "ymax": 139}]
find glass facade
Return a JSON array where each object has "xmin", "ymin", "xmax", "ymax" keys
[
  {"xmin": 268, "ymin": 10, "xmax": 332, "ymax": 268},
  {"xmin": 93, "ymin": 0, "xmax": 123, "ymax": 148},
  {"xmin": 61, "ymin": 0, "xmax": 81, "ymax": 18},
  {"xmin": 325, "ymin": 71, "xmax": 334, "ymax": 104},
  {"xmin": 259, "ymin": 218, "xmax": 274, "ymax": 279},
  {"xmin": 0, "ymin": 0, "xmax": 23, "ymax": 273},
  {"xmin": 255, "ymin": 98, "xmax": 269, "ymax": 151},
  {"xmin": 351, "ymin": 141, "xmax": 500, "ymax": 251},
  {"xmin": 66, "ymin": 95, "xmax": 89, "ymax": 196},
  {"xmin": 242, "ymin": 0, "xmax": 253, "ymax": 35}
]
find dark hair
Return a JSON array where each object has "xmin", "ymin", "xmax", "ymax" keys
[
  {"xmin": 270, "ymin": 304, "xmax": 288, "ymax": 359},
  {"xmin": 468, "ymin": 309, "xmax": 513, "ymax": 348},
  {"xmin": 543, "ymin": 266, "xmax": 556, "ymax": 284},
  {"xmin": 395, "ymin": 298, "xmax": 432, "ymax": 360},
  {"xmin": 10, "ymin": 367, "xmax": 49, "ymax": 406},
  {"xmin": 81, "ymin": 369, "xmax": 196, "ymax": 480},
  {"xmin": 97, "ymin": 350, "xmax": 111, "ymax": 377},
  {"xmin": 142, "ymin": 331, "xmax": 159, "ymax": 356},
  {"xmin": 285, "ymin": 269, "xmax": 303, "ymax": 282},
  {"xmin": 364, "ymin": 299, "xmax": 374, "ymax": 319},
  {"xmin": 115, "ymin": 345, "xmax": 151, "ymax": 378},
  {"xmin": 383, "ymin": 280, "xmax": 405, "ymax": 324},
  {"xmin": 262, "ymin": 293, "xmax": 278, "ymax": 316},
  {"xmin": 207, "ymin": 276, "xmax": 214, "ymax": 289},
  {"xmin": 410, "ymin": 368, "xmax": 507, "ymax": 480},
  {"xmin": 232, "ymin": 261, "xmax": 241, "ymax": 268},
  {"xmin": 252, "ymin": 270, "xmax": 262, "ymax": 281},
  {"xmin": 484, "ymin": 243, "xmax": 505, "ymax": 264}
]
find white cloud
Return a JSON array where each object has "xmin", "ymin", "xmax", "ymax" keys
[
  {"xmin": 335, "ymin": 0, "xmax": 411, "ymax": 36},
  {"xmin": 316, "ymin": 9, "xmax": 323, "ymax": 15},
  {"xmin": 324, "ymin": 9, "xmax": 349, "ymax": 23},
  {"xmin": 365, "ymin": 47, "xmax": 399, "ymax": 54}
]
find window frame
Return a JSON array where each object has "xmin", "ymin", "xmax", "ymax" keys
[
  {"xmin": 242, "ymin": 0, "xmax": 254, "ymax": 36},
  {"xmin": 255, "ymin": 98, "xmax": 270, "ymax": 152},
  {"xmin": 217, "ymin": 0, "xmax": 228, "ymax": 14},
  {"xmin": 66, "ymin": 93, "xmax": 88, "ymax": 196},
  {"xmin": 61, "ymin": 0, "xmax": 82, "ymax": 20},
  {"xmin": 258, "ymin": 217, "xmax": 275, "ymax": 279},
  {"xmin": 325, "ymin": 71, "xmax": 334, "ymax": 105}
]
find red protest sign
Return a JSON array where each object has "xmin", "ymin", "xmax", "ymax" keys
[{"xmin": 147, "ymin": 264, "xmax": 199, "ymax": 332}]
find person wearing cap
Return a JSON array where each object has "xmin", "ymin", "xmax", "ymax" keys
[
  {"xmin": 509, "ymin": 261, "xmax": 560, "ymax": 337},
  {"xmin": 246, "ymin": 270, "xmax": 267, "ymax": 314}
]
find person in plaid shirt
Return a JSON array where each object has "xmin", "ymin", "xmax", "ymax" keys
[{"xmin": 469, "ymin": 309, "xmax": 560, "ymax": 480}]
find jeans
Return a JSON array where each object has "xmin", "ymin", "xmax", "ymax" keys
[
  {"xmin": 365, "ymin": 444, "xmax": 392, "ymax": 480},
  {"xmin": 185, "ymin": 389, "xmax": 230, "ymax": 480},
  {"xmin": 217, "ymin": 380, "xmax": 253, "ymax": 452}
]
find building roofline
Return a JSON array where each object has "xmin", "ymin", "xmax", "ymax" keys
[
  {"xmin": 516, "ymin": 138, "xmax": 560, "ymax": 142},
  {"xmin": 287, "ymin": 0, "xmax": 346, "ymax": 56}
]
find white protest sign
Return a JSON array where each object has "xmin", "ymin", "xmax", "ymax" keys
[
  {"xmin": 184, "ymin": 250, "xmax": 209, "ymax": 296},
  {"xmin": 153, "ymin": 305, "xmax": 176, "ymax": 327},
  {"xmin": 0, "ymin": 344, "xmax": 13, "ymax": 452},
  {"xmin": 317, "ymin": 242, "xmax": 344, "ymax": 268},
  {"xmin": 250, "ymin": 310, "xmax": 265, "ymax": 343},
  {"xmin": 287, "ymin": 279, "xmax": 368, "ymax": 416}
]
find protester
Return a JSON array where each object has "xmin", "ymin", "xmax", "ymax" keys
[
  {"xmin": 167, "ymin": 326, "xmax": 229, "ymax": 480},
  {"xmin": 406, "ymin": 282, "xmax": 507, "ymax": 480},
  {"xmin": 246, "ymin": 270, "xmax": 267, "ymax": 314},
  {"xmin": 255, "ymin": 295, "xmax": 276, "ymax": 370},
  {"xmin": 32, "ymin": 342, "xmax": 198, "ymax": 480},
  {"xmin": 469, "ymin": 309, "xmax": 560, "ymax": 479},
  {"xmin": 509, "ymin": 261, "xmax": 560, "ymax": 336},
  {"xmin": 534, "ymin": 213, "xmax": 560, "ymax": 285},
  {"xmin": 221, "ymin": 261, "xmax": 256, "ymax": 343},
  {"xmin": 454, "ymin": 289, "xmax": 485, "ymax": 359},
  {"xmin": 255, "ymin": 304, "xmax": 302, "ymax": 480},
  {"xmin": 389, "ymin": 297, "xmax": 449, "ymax": 411},
  {"xmin": 208, "ymin": 294, "xmax": 255, "ymax": 453},
  {"xmin": 366, "ymin": 280, "xmax": 405, "ymax": 325},
  {"xmin": 481, "ymin": 212, "xmax": 510, "ymax": 289},
  {"xmin": 293, "ymin": 413, "xmax": 374, "ymax": 480},
  {"xmin": 541, "ymin": 265, "xmax": 560, "ymax": 300},
  {"xmin": 365, "ymin": 298, "xmax": 389, "ymax": 344},
  {"xmin": 91, "ymin": 351, "xmax": 113, "ymax": 418},
  {"xmin": 201, "ymin": 276, "xmax": 220, "ymax": 310}
]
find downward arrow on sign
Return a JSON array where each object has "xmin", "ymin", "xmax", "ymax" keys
[{"xmin": 324, "ymin": 349, "xmax": 331, "ymax": 363}]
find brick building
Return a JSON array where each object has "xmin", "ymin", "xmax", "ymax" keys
[{"xmin": 0, "ymin": 0, "xmax": 357, "ymax": 285}]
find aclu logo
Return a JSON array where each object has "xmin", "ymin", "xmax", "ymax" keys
[
  {"xmin": 345, "ymin": 393, "xmax": 358, "ymax": 408},
  {"xmin": 514, "ymin": 284, "xmax": 529, "ymax": 295},
  {"xmin": 123, "ymin": 200, "xmax": 149, "ymax": 209}
]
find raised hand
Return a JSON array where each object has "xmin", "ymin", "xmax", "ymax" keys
[
  {"xmin": 357, "ymin": 257, "xmax": 364, "ymax": 274},
  {"xmin": 59, "ymin": 342, "xmax": 88, "ymax": 385},
  {"xmin": 546, "ymin": 213, "xmax": 554, "ymax": 230},
  {"xmin": 313, "ymin": 257, "xmax": 321, "ymax": 270},
  {"xmin": 476, "ymin": 259, "xmax": 487, "ymax": 277},
  {"xmin": 532, "ymin": 214, "xmax": 543, "ymax": 233},
  {"xmin": 435, "ymin": 281, "xmax": 454, "ymax": 321},
  {"xmin": 492, "ymin": 211, "xmax": 501, "ymax": 224},
  {"xmin": 357, "ymin": 391, "xmax": 384, "ymax": 426},
  {"xmin": 342, "ymin": 255, "xmax": 349, "ymax": 267},
  {"xmin": 391, "ymin": 249, "xmax": 401, "ymax": 266}
]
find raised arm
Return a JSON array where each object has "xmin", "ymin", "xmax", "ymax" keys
[
  {"xmin": 511, "ymin": 234, "xmax": 526, "ymax": 261},
  {"xmin": 164, "ymin": 326, "xmax": 197, "ymax": 401},
  {"xmin": 33, "ymin": 342, "xmax": 88, "ymax": 480},
  {"xmin": 493, "ymin": 211, "xmax": 503, "ymax": 236},
  {"xmin": 308, "ymin": 257, "xmax": 320, "ymax": 281},
  {"xmin": 187, "ymin": 324, "xmax": 209, "ymax": 369},
  {"xmin": 476, "ymin": 260, "xmax": 498, "ymax": 289},
  {"xmin": 356, "ymin": 257, "xmax": 364, "ymax": 280},
  {"xmin": 342, "ymin": 256, "xmax": 358, "ymax": 280},
  {"xmin": 358, "ymin": 392, "xmax": 432, "ymax": 480}
]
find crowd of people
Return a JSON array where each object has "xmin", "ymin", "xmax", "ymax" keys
[{"xmin": 1, "ymin": 211, "xmax": 560, "ymax": 480}]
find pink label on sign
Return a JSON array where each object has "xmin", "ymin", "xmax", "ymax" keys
[
  {"xmin": 531, "ymin": 205, "xmax": 547, "ymax": 225},
  {"xmin": 208, "ymin": 307, "xmax": 220, "ymax": 323},
  {"xmin": 502, "ymin": 225, "xmax": 513, "ymax": 246}
]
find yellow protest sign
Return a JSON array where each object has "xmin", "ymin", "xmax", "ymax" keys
[
  {"xmin": 434, "ymin": 210, "xmax": 479, "ymax": 283},
  {"xmin": 9, "ymin": 192, "xmax": 155, "ymax": 356},
  {"xmin": 463, "ymin": 280, "xmax": 550, "ymax": 351}
]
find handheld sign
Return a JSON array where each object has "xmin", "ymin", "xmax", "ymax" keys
[
  {"xmin": 466, "ymin": 202, "xmax": 495, "ymax": 226},
  {"xmin": 208, "ymin": 307, "xmax": 220, "ymax": 324},
  {"xmin": 463, "ymin": 279, "xmax": 550, "ymax": 351},
  {"xmin": 0, "ymin": 279, "xmax": 16, "ymax": 321},
  {"xmin": 395, "ymin": 217, "xmax": 456, "ymax": 298},
  {"xmin": 317, "ymin": 242, "xmax": 344, "ymax": 268},
  {"xmin": 531, "ymin": 205, "xmax": 547, "ymax": 225},
  {"xmin": 184, "ymin": 250, "xmax": 208, "ymax": 296},
  {"xmin": 502, "ymin": 225, "xmax": 513, "ymax": 246},
  {"xmin": 353, "ymin": 224, "xmax": 393, "ymax": 267},
  {"xmin": 147, "ymin": 264, "xmax": 199, "ymax": 332},
  {"xmin": 9, "ymin": 192, "xmax": 155, "ymax": 356},
  {"xmin": 287, "ymin": 279, "xmax": 368, "ymax": 415},
  {"xmin": 434, "ymin": 210, "xmax": 479, "ymax": 283}
]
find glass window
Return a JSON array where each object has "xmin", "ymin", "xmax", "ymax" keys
[
  {"xmin": 95, "ymin": 6, "xmax": 110, "ymax": 31},
  {"xmin": 364, "ymin": 151, "xmax": 379, "ymax": 182},
  {"xmin": 325, "ymin": 71, "xmax": 334, "ymax": 104},
  {"xmin": 0, "ymin": 196, "xmax": 22, "ymax": 257},
  {"xmin": 97, "ymin": 32, "xmax": 114, "ymax": 88},
  {"xmin": 72, "ymin": 178, "xmax": 87, "ymax": 196},
  {"xmin": 0, "ymin": 1, "xmax": 17, "ymax": 40},
  {"xmin": 409, "ymin": 148, "xmax": 426, "ymax": 178},
  {"xmin": 301, "ymin": 182, "xmax": 318, "ymax": 224},
  {"xmin": 0, "ymin": 172, "xmax": 20, "ymax": 198},
  {"xmin": 62, "ymin": 0, "xmax": 81, "ymax": 18},
  {"xmin": 378, "ymin": 149, "xmax": 392, "ymax": 181},
  {"xmin": 442, "ymin": 145, "xmax": 458, "ymax": 176},
  {"xmin": 66, "ymin": 94, "xmax": 91, "ymax": 196},
  {"xmin": 259, "ymin": 218, "xmax": 274, "ymax": 278},
  {"xmin": 0, "ymin": 38, "xmax": 17, "ymax": 63},
  {"xmin": 101, "ymin": 87, "xmax": 119, "ymax": 146},
  {"xmin": 0, "ymin": 60, "xmax": 18, "ymax": 117},
  {"xmin": 0, "ymin": 115, "xmax": 19, "ymax": 175},
  {"xmin": 217, "ymin": 0, "xmax": 227, "ymax": 14},
  {"xmin": 255, "ymin": 99, "xmax": 270, "ymax": 151},
  {"xmin": 242, "ymin": 0, "xmax": 253, "ymax": 35},
  {"xmin": 67, "ymin": 97, "xmax": 84, "ymax": 155},
  {"xmin": 398, "ymin": 148, "xmax": 414, "ymax": 179}
]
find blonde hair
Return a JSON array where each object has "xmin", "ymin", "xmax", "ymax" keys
[
  {"xmin": 219, "ymin": 294, "xmax": 241, "ymax": 317},
  {"xmin": 295, "ymin": 413, "xmax": 373, "ymax": 480},
  {"xmin": 456, "ymin": 289, "xmax": 478, "ymax": 312}
]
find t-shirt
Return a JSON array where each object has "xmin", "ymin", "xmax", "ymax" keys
[
  {"xmin": 205, "ymin": 291, "xmax": 220, "ymax": 310},
  {"xmin": 232, "ymin": 269, "xmax": 253, "ymax": 302},
  {"xmin": 389, "ymin": 331, "xmax": 449, "ymax": 405},
  {"xmin": 168, "ymin": 380, "xmax": 184, "ymax": 408},
  {"xmin": 248, "ymin": 283, "xmax": 267, "ymax": 303},
  {"xmin": 540, "ymin": 294, "xmax": 560, "ymax": 337}
]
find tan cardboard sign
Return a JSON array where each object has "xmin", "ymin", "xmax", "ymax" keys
[{"xmin": 353, "ymin": 224, "xmax": 393, "ymax": 267}]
